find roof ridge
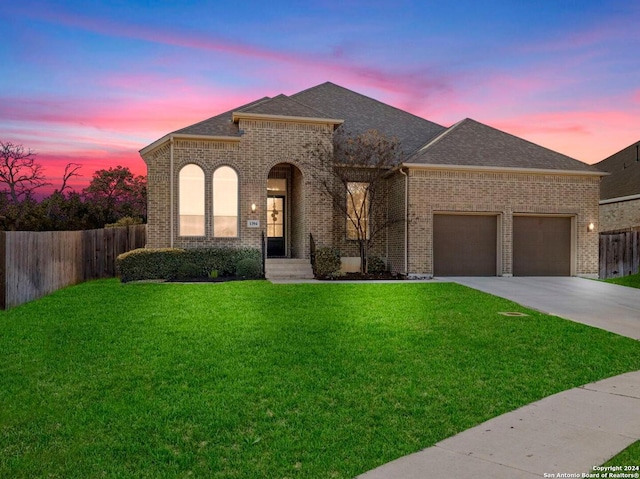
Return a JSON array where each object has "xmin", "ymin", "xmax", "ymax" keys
[
  {"xmin": 408, "ymin": 118, "xmax": 467, "ymax": 159},
  {"xmin": 235, "ymin": 96, "xmax": 273, "ymax": 112},
  {"xmin": 466, "ymin": 118, "xmax": 583, "ymax": 163},
  {"xmin": 281, "ymin": 94, "xmax": 334, "ymax": 119},
  {"xmin": 291, "ymin": 81, "xmax": 445, "ymax": 129}
]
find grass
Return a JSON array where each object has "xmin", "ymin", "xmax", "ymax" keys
[
  {"xmin": 1, "ymin": 280, "xmax": 640, "ymax": 478},
  {"xmin": 602, "ymin": 440, "xmax": 640, "ymax": 468},
  {"xmin": 605, "ymin": 272, "xmax": 640, "ymax": 289}
]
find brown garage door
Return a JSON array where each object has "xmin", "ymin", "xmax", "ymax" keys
[
  {"xmin": 433, "ymin": 214, "xmax": 497, "ymax": 276},
  {"xmin": 513, "ymin": 216, "xmax": 571, "ymax": 276}
]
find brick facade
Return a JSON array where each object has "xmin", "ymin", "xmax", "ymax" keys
[
  {"xmin": 395, "ymin": 167, "xmax": 600, "ymax": 277},
  {"xmin": 599, "ymin": 199, "xmax": 640, "ymax": 233},
  {"xmin": 142, "ymin": 119, "xmax": 335, "ymax": 257},
  {"xmin": 144, "ymin": 130, "xmax": 600, "ymax": 277}
]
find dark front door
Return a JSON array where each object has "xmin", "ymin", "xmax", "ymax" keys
[{"xmin": 267, "ymin": 196, "xmax": 285, "ymax": 257}]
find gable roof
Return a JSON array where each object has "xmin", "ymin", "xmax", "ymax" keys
[
  {"xmin": 291, "ymin": 82, "xmax": 446, "ymax": 155},
  {"xmin": 407, "ymin": 118, "xmax": 599, "ymax": 173},
  {"xmin": 595, "ymin": 141, "xmax": 640, "ymax": 200}
]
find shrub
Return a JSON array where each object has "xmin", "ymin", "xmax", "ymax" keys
[
  {"xmin": 176, "ymin": 261, "xmax": 204, "ymax": 280},
  {"xmin": 314, "ymin": 247, "xmax": 342, "ymax": 278},
  {"xmin": 116, "ymin": 247, "xmax": 262, "ymax": 282},
  {"xmin": 235, "ymin": 257, "xmax": 263, "ymax": 279},
  {"xmin": 367, "ymin": 255, "xmax": 386, "ymax": 274},
  {"xmin": 116, "ymin": 248, "xmax": 186, "ymax": 282},
  {"xmin": 183, "ymin": 247, "xmax": 262, "ymax": 277}
]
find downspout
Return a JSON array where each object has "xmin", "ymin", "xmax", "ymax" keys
[
  {"xmin": 399, "ymin": 167, "xmax": 408, "ymax": 275},
  {"xmin": 170, "ymin": 136, "xmax": 174, "ymax": 248}
]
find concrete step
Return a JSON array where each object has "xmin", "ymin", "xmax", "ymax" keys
[{"xmin": 265, "ymin": 259, "xmax": 314, "ymax": 280}]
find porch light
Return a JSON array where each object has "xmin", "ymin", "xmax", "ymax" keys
[
  {"xmin": 251, "ymin": 203, "xmax": 256, "ymax": 213},
  {"xmin": 587, "ymin": 222, "xmax": 595, "ymax": 232}
]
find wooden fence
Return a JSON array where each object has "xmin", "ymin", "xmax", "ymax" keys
[
  {"xmin": 0, "ymin": 225, "xmax": 146, "ymax": 309},
  {"xmin": 599, "ymin": 231, "xmax": 640, "ymax": 279}
]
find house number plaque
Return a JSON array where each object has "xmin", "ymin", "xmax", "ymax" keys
[{"xmin": 247, "ymin": 220, "xmax": 260, "ymax": 228}]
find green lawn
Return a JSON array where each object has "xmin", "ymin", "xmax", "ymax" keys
[
  {"xmin": 605, "ymin": 272, "xmax": 640, "ymax": 289},
  {"xmin": 602, "ymin": 440, "xmax": 640, "ymax": 469},
  {"xmin": 1, "ymin": 280, "xmax": 640, "ymax": 478}
]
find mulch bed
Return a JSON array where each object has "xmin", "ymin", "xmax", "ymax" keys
[{"xmin": 318, "ymin": 272, "xmax": 407, "ymax": 281}]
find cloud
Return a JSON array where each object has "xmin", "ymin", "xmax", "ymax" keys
[{"xmin": 18, "ymin": 6, "xmax": 453, "ymax": 103}]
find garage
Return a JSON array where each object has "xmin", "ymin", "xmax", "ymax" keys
[
  {"xmin": 512, "ymin": 216, "xmax": 572, "ymax": 276},
  {"xmin": 433, "ymin": 214, "xmax": 498, "ymax": 276}
]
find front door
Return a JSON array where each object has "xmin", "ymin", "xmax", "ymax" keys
[{"xmin": 267, "ymin": 196, "xmax": 285, "ymax": 257}]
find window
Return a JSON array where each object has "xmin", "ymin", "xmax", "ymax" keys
[
  {"xmin": 346, "ymin": 182, "xmax": 369, "ymax": 240},
  {"xmin": 213, "ymin": 166, "xmax": 238, "ymax": 237},
  {"xmin": 179, "ymin": 164, "xmax": 205, "ymax": 236}
]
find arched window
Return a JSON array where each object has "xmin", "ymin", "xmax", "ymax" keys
[
  {"xmin": 213, "ymin": 166, "xmax": 238, "ymax": 237},
  {"xmin": 179, "ymin": 164, "xmax": 205, "ymax": 236}
]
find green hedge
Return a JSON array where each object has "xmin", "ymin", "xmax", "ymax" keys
[
  {"xmin": 117, "ymin": 247, "xmax": 262, "ymax": 282},
  {"xmin": 314, "ymin": 247, "xmax": 342, "ymax": 278}
]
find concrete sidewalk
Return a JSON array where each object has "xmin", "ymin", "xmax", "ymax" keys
[{"xmin": 357, "ymin": 371, "xmax": 640, "ymax": 478}]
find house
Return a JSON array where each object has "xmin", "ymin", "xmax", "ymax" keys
[
  {"xmin": 140, "ymin": 82, "xmax": 604, "ymax": 278},
  {"xmin": 595, "ymin": 141, "xmax": 640, "ymax": 233}
]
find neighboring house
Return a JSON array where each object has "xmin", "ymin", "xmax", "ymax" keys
[
  {"xmin": 140, "ymin": 82, "xmax": 604, "ymax": 277},
  {"xmin": 595, "ymin": 141, "xmax": 640, "ymax": 233}
]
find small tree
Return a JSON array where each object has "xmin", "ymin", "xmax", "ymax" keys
[
  {"xmin": 304, "ymin": 129, "xmax": 403, "ymax": 273},
  {"xmin": 83, "ymin": 166, "xmax": 147, "ymax": 226}
]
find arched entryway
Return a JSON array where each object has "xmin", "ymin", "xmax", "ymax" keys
[{"xmin": 266, "ymin": 163, "xmax": 305, "ymax": 258}]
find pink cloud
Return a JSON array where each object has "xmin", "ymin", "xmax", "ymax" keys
[
  {"xmin": 21, "ymin": 8, "xmax": 451, "ymax": 103},
  {"xmin": 487, "ymin": 109, "xmax": 639, "ymax": 164}
]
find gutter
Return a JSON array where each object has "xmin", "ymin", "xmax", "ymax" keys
[
  {"xmin": 401, "ymin": 162, "xmax": 608, "ymax": 177},
  {"xmin": 600, "ymin": 193, "xmax": 640, "ymax": 205}
]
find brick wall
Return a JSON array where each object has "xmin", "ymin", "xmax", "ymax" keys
[
  {"xmin": 143, "ymin": 126, "xmax": 600, "ymax": 277},
  {"xmin": 142, "ymin": 120, "xmax": 335, "ymax": 256},
  {"xmin": 406, "ymin": 168, "xmax": 600, "ymax": 276},
  {"xmin": 387, "ymin": 171, "xmax": 407, "ymax": 274},
  {"xmin": 599, "ymin": 199, "xmax": 640, "ymax": 233}
]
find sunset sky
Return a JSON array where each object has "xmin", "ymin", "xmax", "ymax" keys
[{"xmin": 2, "ymin": 0, "xmax": 639, "ymax": 194}]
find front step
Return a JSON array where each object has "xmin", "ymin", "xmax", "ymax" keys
[{"xmin": 265, "ymin": 258, "xmax": 314, "ymax": 280}]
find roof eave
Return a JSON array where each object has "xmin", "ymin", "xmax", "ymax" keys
[
  {"xmin": 600, "ymin": 193, "xmax": 640, "ymax": 204},
  {"xmin": 401, "ymin": 162, "xmax": 609, "ymax": 177},
  {"xmin": 140, "ymin": 133, "xmax": 241, "ymax": 157},
  {"xmin": 231, "ymin": 111, "xmax": 344, "ymax": 126}
]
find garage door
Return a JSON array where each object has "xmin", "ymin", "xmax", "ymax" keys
[
  {"xmin": 433, "ymin": 214, "xmax": 497, "ymax": 276},
  {"xmin": 513, "ymin": 216, "xmax": 571, "ymax": 276}
]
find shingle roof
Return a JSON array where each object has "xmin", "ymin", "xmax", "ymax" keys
[
  {"xmin": 291, "ymin": 82, "xmax": 446, "ymax": 155},
  {"xmin": 173, "ymin": 97, "xmax": 271, "ymax": 137},
  {"xmin": 238, "ymin": 94, "xmax": 333, "ymax": 119},
  {"xmin": 408, "ymin": 118, "xmax": 598, "ymax": 172},
  {"xmin": 595, "ymin": 141, "xmax": 640, "ymax": 200}
]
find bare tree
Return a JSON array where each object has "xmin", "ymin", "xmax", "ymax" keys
[
  {"xmin": 59, "ymin": 162, "xmax": 82, "ymax": 193},
  {"xmin": 0, "ymin": 142, "xmax": 50, "ymax": 203},
  {"xmin": 304, "ymin": 129, "xmax": 404, "ymax": 273}
]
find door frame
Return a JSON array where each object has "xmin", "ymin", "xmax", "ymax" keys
[{"xmin": 267, "ymin": 195, "xmax": 286, "ymax": 258}]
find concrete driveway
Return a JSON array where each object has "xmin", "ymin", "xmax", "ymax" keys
[{"xmin": 440, "ymin": 276, "xmax": 640, "ymax": 340}]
